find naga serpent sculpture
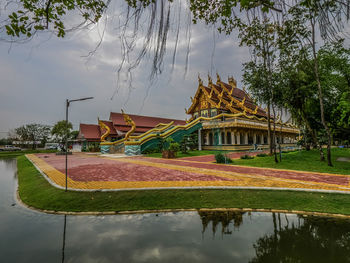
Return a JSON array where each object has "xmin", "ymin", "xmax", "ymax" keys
[
  {"xmin": 98, "ymin": 119, "xmax": 110, "ymax": 142},
  {"xmin": 121, "ymin": 109, "xmax": 136, "ymax": 140}
]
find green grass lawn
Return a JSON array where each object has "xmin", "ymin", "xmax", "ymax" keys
[
  {"xmin": 17, "ymin": 155, "xmax": 350, "ymax": 214},
  {"xmin": 233, "ymin": 148, "xmax": 350, "ymax": 175},
  {"xmin": 0, "ymin": 149, "xmax": 57, "ymax": 159}
]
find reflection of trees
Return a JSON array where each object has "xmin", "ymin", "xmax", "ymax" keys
[
  {"xmin": 198, "ymin": 211, "xmax": 245, "ymax": 236},
  {"xmin": 250, "ymin": 213, "xmax": 350, "ymax": 263}
]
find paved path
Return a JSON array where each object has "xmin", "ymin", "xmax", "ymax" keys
[{"xmin": 27, "ymin": 153, "xmax": 350, "ymax": 192}]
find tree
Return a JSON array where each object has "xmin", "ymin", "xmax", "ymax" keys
[
  {"xmin": 3, "ymin": 0, "xmax": 106, "ymax": 38},
  {"xmin": 70, "ymin": 130, "xmax": 80, "ymax": 140},
  {"xmin": 51, "ymin": 120, "xmax": 73, "ymax": 144},
  {"xmin": 279, "ymin": 42, "xmax": 350, "ymax": 154},
  {"xmin": 15, "ymin": 123, "xmax": 51, "ymax": 149},
  {"xmin": 238, "ymin": 16, "xmax": 282, "ymax": 161}
]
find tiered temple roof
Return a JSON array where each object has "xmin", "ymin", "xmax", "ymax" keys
[
  {"xmin": 78, "ymin": 113, "xmax": 186, "ymax": 142},
  {"xmin": 109, "ymin": 112, "xmax": 186, "ymax": 134},
  {"xmin": 186, "ymin": 74, "xmax": 267, "ymax": 120},
  {"xmin": 78, "ymin": 124, "xmax": 101, "ymax": 142}
]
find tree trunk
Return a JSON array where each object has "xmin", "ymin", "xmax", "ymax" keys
[
  {"xmin": 310, "ymin": 16, "xmax": 332, "ymax": 166},
  {"xmin": 272, "ymin": 105, "xmax": 278, "ymax": 163},
  {"xmin": 302, "ymin": 114, "xmax": 325, "ymax": 161},
  {"xmin": 279, "ymin": 109, "xmax": 283, "ymax": 162},
  {"xmin": 267, "ymin": 102, "xmax": 272, "ymax": 155}
]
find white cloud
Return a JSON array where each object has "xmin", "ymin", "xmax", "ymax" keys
[{"xmin": 0, "ymin": 0, "xmax": 250, "ymax": 133}]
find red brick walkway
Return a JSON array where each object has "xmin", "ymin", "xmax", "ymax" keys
[{"xmin": 27, "ymin": 153, "xmax": 350, "ymax": 192}]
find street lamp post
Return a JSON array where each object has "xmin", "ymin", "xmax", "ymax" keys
[{"xmin": 65, "ymin": 97, "xmax": 93, "ymax": 191}]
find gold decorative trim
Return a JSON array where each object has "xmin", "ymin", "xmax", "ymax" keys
[{"xmin": 98, "ymin": 119, "xmax": 110, "ymax": 142}]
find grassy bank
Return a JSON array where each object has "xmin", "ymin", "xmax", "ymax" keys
[
  {"xmin": 0, "ymin": 149, "xmax": 57, "ymax": 159},
  {"xmin": 17, "ymin": 155, "xmax": 350, "ymax": 214},
  {"xmin": 233, "ymin": 148, "xmax": 350, "ymax": 175}
]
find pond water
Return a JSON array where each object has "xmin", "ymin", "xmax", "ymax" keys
[{"xmin": 1, "ymin": 158, "xmax": 350, "ymax": 263}]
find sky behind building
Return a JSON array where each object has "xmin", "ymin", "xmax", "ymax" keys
[{"xmin": 0, "ymin": 1, "xmax": 250, "ymax": 136}]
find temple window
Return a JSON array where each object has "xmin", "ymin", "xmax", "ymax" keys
[
  {"xmin": 209, "ymin": 133, "xmax": 213, "ymax": 145},
  {"xmin": 226, "ymin": 132, "xmax": 232, "ymax": 144},
  {"xmin": 240, "ymin": 133, "xmax": 244, "ymax": 145},
  {"xmin": 194, "ymin": 112, "xmax": 199, "ymax": 119},
  {"xmin": 221, "ymin": 132, "xmax": 225, "ymax": 145},
  {"xmin": 248, "ymin": 134, "xmax": 253, "ymax": 145},
  {"xmin": 201, "ymin": 110, "xmax": 208, "ymax": 117},
  {"xmin": 210, "ymin": 109, "xmax": 217, "ymax": 117}
]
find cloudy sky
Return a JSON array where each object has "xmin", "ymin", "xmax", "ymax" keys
[{"xmin": 0, "ymin": 1, "xmax": 250, "ymax": 137}]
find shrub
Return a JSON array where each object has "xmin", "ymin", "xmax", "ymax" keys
[
  {"xmin": 180, "ymin": 135, "xmax": 189, "ymax": 154},
  {"xmin": 256, "ymin": 153, "xmax": 268, "ymax": 157},
  {"xmin": 215, "ymin": 152, "xmax": 233, "ymax": 164},
  {"xmin": 240, "ymin": 154, "xmax": 254, "ymax": 159},
  {"xmin": 169, "ymin": 142, "xmax": 180, "ymax": 153}
]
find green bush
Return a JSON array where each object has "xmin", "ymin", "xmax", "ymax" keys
[
  {"xmin": 240, "ymin": 154, "xmax": 254, "ymax": 159},
  {"xmin": 180, "ymin": 135, "xmax": 189, "ymax": 154},
  {"xmin": 256, "ymin": 153, "xmax": 268, "ymax": 157},
  {"xmin": 169, "ymin": 142, "xmax": 180, "ymax": 153},
  {"xmin": 215, "ymin": 152, "xmax": 233, "ymax": 164}
]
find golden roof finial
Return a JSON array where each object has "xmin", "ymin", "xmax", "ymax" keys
[
  {"xmin": 216, "ymin": 72, "xmax": 221, "ymax": 84},
  {"xmin": 228, "ymin": 76, "xmax": 236, "ymax": 87},
  {"xmin": 198, "ymin": 73, "xmax": 203, "ymax": 86},
  {"xmin": 185, "ymin": 108, "xmax": 188, "ymax": 114},
  {"xmin": 208, "ymin": 74, "xmax": 212, "ymax": 85},
  {"xmin": 253, "ymin": 106, "xmax": 258, "ymax": 114},
  {"xmin": 190, "ymin": 96, "xmax": 194, "ymax": 102}
]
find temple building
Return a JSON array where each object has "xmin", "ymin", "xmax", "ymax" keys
[
  {"xmin": 77, "ymin": 74, "xmax": 299, "ymax": 154},
  {"xmin": 186, "ymin": 74, "xmax": 299, "ymax": 151},
  {"xmin": 77, "ymin": 112, "xmax": 185, "ymax": 150}
]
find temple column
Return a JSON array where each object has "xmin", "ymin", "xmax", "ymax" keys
[
  {"xmin": 253, "ymin": 133, "xmax": 257, "ymax": 144},
  {"xmin": 236, "ymin": 132, "xmax": 240, "ymax": 145},
  {"xmin": 260, "ymin": 134, "xmax": 264, "ymax": 144},
  {"xmin": 198, "ymin": 128, "xmax": 202, "ymax": 151},
  {"xmin": 244, "ymin": 132, "xmax": 248, "ymax": 145},
  {"xmin": 206, "ymin": 132, "xmax": 209, "ymax": 145},
  {"xmin": 231, "ymin": 131, "xmax": 235, "ymax": 145},
  {"xmin": 218, "ymin": 131, "xmax": 222, "ymax": 145}
]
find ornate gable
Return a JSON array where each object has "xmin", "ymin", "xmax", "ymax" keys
[{"xmin": 187, "ymin": 73, "xmax": 268, "ymax": 119}]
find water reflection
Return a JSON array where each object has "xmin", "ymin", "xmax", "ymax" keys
[
  {"xmin": 251, "ymin": 214, "xmax": 350, "ymax": 263},
  {"xmin": 198, "ymin": 210, "xmax": 350, "ymax": 263},
  {"xmin": 61, "ymin": 215, "xmax": 66, "ymax": 263},
  {"xmin": 198, "ymin": 210, "xmax": 245, "ymax": 236},
  {"xmin": 2, "ymin": 159, "xmax": 350, "ymax": 263}
]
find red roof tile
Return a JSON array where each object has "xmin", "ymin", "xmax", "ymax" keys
[
  {"xmin": 110, "ymin": 112, "xmax": 186, "ymax": 129},
  {"xmin": 100, "ymin": 120, "xmax": 118, "ymax": 135},
  {"xmin": 78, "ymin": 124, "xmax": 101, "ymax": 140},
  {"xmin": 117, "ymin": 126, "xmax": 151, "ymax": 133}
]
